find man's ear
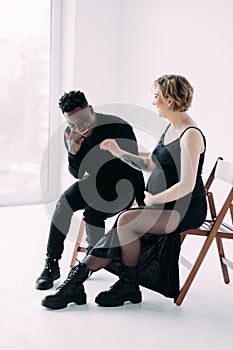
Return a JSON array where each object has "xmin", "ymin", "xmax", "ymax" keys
[{"xmin": 89, "ymin": 105, "xmax": 94, "ymax": 114}]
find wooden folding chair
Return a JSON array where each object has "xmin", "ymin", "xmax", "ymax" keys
[
  {"xmin": 70, "ymin": 216, "xmax": 87, "ymax": 267},
  {"xmin": 175, "ymin": 157, "xmax": 233, "ymax": 305}
]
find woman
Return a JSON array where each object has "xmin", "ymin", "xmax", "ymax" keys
[{"xmin": 42, "ymin": 74, "xmax": 207, "ymax": 309}]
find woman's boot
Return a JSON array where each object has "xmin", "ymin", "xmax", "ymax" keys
[
  {"xmin": 95, "ymin": 264, "xmax": 142, "ymax": 307},
  {"xmin": 41, "ymin": 261, "xmax": 90, "ymax": 309}
]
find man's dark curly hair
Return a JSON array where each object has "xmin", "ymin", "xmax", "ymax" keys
[{"xmin": 58, "ymin": 90, "xmax": 89, "ymax": 113}]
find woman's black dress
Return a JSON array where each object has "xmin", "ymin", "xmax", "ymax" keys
[{"xmin": 89, "ymin": 126, "xmax": 207, "ymax": 299}]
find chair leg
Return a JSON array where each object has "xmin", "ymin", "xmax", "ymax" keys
[
  {"xmin": 175, "ymin": 235, "xmax": 215, "ymax": 306},
  {"xmin": 70, "ymin": 218, "xmax": 85, "ymax": 267},
  {"xmin": 215, "ymin": 237, "xmax": 230, "ymax": 284}
]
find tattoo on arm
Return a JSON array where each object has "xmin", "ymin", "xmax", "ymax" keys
[{"xmin": 119, "ymin": 154, "xmax": 148, "ymax": 171}]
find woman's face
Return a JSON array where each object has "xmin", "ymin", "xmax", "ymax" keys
[{"xmin": 152, "ymin": 85, "xmax": 171, "ymax": 117}]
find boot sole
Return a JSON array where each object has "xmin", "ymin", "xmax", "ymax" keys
[
  {"xmin": 95, "ymin": 292, "xmax": 142, "ymax": 307},
  {"xmin": 41, "ymin": 294, "xmax": 87, "ymax": 310}
]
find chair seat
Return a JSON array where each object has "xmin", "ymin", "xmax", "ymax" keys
[{"xmin": 182, "ymin": 220, "xmax": 233, "ymax": 238}]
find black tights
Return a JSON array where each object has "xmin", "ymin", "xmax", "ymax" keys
[{"xmin": 83, "ymin": 208, "xmax": 180, "ymax": 271}]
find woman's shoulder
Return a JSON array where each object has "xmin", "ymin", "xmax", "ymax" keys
[
  {"xmin": 180, "ymin": 125, "xmax": 206, "ymax": 152},
  {"xmin": 179, "ymin": 125, "xmax": 205, "ymax": 139}
]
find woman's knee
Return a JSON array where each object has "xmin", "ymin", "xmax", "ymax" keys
[
  {"xmin": 117, "ymin": 210, "xmax": 139, "ymax": 230},
  {"xmin": 117, "ymin": 211, "xmax": 130, "ymax": 228}
]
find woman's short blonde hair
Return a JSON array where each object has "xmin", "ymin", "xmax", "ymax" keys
[{"xmin": 153, "ymin": 74, "xmax": 194, "ymax": 112}]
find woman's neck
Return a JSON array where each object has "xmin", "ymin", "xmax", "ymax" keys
[{"xmin": 167, "ymin": 112, "xmax": 190, "ymax": 130}]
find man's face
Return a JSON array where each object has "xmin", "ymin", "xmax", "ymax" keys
[{"xmin": 64, "ymin": 106, "xmax": 96, "ymax": 136}]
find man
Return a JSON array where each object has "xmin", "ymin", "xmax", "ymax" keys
[{"xmin": 35, "ymin": 90, "xmax": 145, "ymax": 290}]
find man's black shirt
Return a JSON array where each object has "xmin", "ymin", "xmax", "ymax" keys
[{"xmin": 65, "ymin": 113, "xmax": 145, "ymax": 206}]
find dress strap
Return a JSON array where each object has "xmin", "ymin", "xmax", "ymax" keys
[
  {"xmin": 164, "ymin": 123, "xmax": 171, "ymax": 134},
  {"xmin": 161, "ymin": 123, "xmax": 171, "ymax": 140},
  {"xmin": 179, "ymin": 126, "xmax": 206, "ymax": 149}
]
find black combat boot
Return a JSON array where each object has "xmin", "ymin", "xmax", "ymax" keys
[
  {"xmin": 35, "ymin": 257, "xmax": 60, "ymax": 290},
  {"xmin": 41, "ymin": 262, "xmax": 90, "ymax": 309},
  {"xmin": 95, "ymin": 265, "xmax": 142, "ymax": 307}
]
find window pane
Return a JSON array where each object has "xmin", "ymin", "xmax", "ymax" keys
[{"xmin": 0, "ymin": 0, "xmax": 51, "ymax": 197}]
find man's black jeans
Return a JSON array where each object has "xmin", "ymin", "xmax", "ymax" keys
[{"xmin": 46, "ymin": 177, "xmax": 134, "ymax": 259}]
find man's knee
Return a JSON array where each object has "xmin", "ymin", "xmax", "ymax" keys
[
  {"xmin": 54, "ymin": 193, "xmax": 72, "ymax": 215},
  {"xmin": 84, "ymin": 207, "xmax": 107, "ymax": 225}
]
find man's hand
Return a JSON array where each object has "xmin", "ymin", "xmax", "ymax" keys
[{"xmin": 64, "ymin": 127, "xmax": 85, "ymax": 155}]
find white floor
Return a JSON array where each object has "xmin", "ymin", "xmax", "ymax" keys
[{"xmin": 1, "ymin": 203, "xmax": 233, "ymax": 350}]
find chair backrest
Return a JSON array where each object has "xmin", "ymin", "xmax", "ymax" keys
[
  {"xmin": 215, "ymin": 159, "xmax": 233, "ymax": 185},
  {"xmin": 205, "ymin": 157, "xmax": 233, "ymax": 229}
]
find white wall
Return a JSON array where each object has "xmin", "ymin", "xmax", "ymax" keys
[
  {"xmin": 73, "ymin": 0, "xmax": 123, "ymax": 104},
  {"xmin": 117, "ymin": 0, "xmax": 233, "ymax": 175},
  {"xmin": 62, "ymin": 0, "xmax": 233, "ymax": 177}
]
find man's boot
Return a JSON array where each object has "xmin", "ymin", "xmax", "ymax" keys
[
  {"xmin": 35, "ymin": 257, "xmax": 60, "ymax": 290},
  {"xmin": 95, "ymin": 264, "xmax": 142, "ymax": 307},
  {"xmin": 41, "ymin": 262, "xmax": 90, "ymax": 309}
]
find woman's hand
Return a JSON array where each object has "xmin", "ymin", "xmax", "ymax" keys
[
  {"xmin": 64, "ymin": 127, "xmax": 85, "ymax": 155},
  {"xmin": 144, "ymin": 191, "xmax": 157, "ymax": 206},
  {"xmin": 144, "ymin": 191, "xmax": 166, "ymax": 205},
  {"xmin": 100, "ymin": 139, "xmax": 123, "ymax": 157}
]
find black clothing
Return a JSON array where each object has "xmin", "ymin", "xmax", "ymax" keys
[
  {"xmin": 35, "ymin": 258, "xmax": 60, "ymax": 290},
  {"xmin": 41, "ymin": 262, "xmax": 90, "ymax": 309},
  {"xmin": 47, "ymin": 113, "xmax": 145, "ymax": 258},
  {"xmin": 147, "ymin": 125, "xmax": 206, "ymax": 203},
  {"xmin": 90, "ymin": 125, "xmax": 207, "ymax": 299},
  {"xmin": 66, "ymin": 113, "xmax": 145, "ymax": 206},
  {"xmin": 95, "ymin": 265, "xmax": 142, "ymax": 307}
]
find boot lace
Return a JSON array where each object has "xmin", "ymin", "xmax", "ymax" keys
[
  {"xmin": 40, "ymin": 268, "xmax": 51, "ymax": 279},
  {"xmin": 107, "ymin": 280, "xmax": 123, "ymax": 292},
  {"xmin": 105, "ymin": 276, "xmax": 136, "ymax": 293},
  {"xmin": 56, "ymin": 263, "xmax": 81, "ymax": 291},
  {"xmin": 40, "ymin": 259, "xmax": 54, "ymax": 278}
]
